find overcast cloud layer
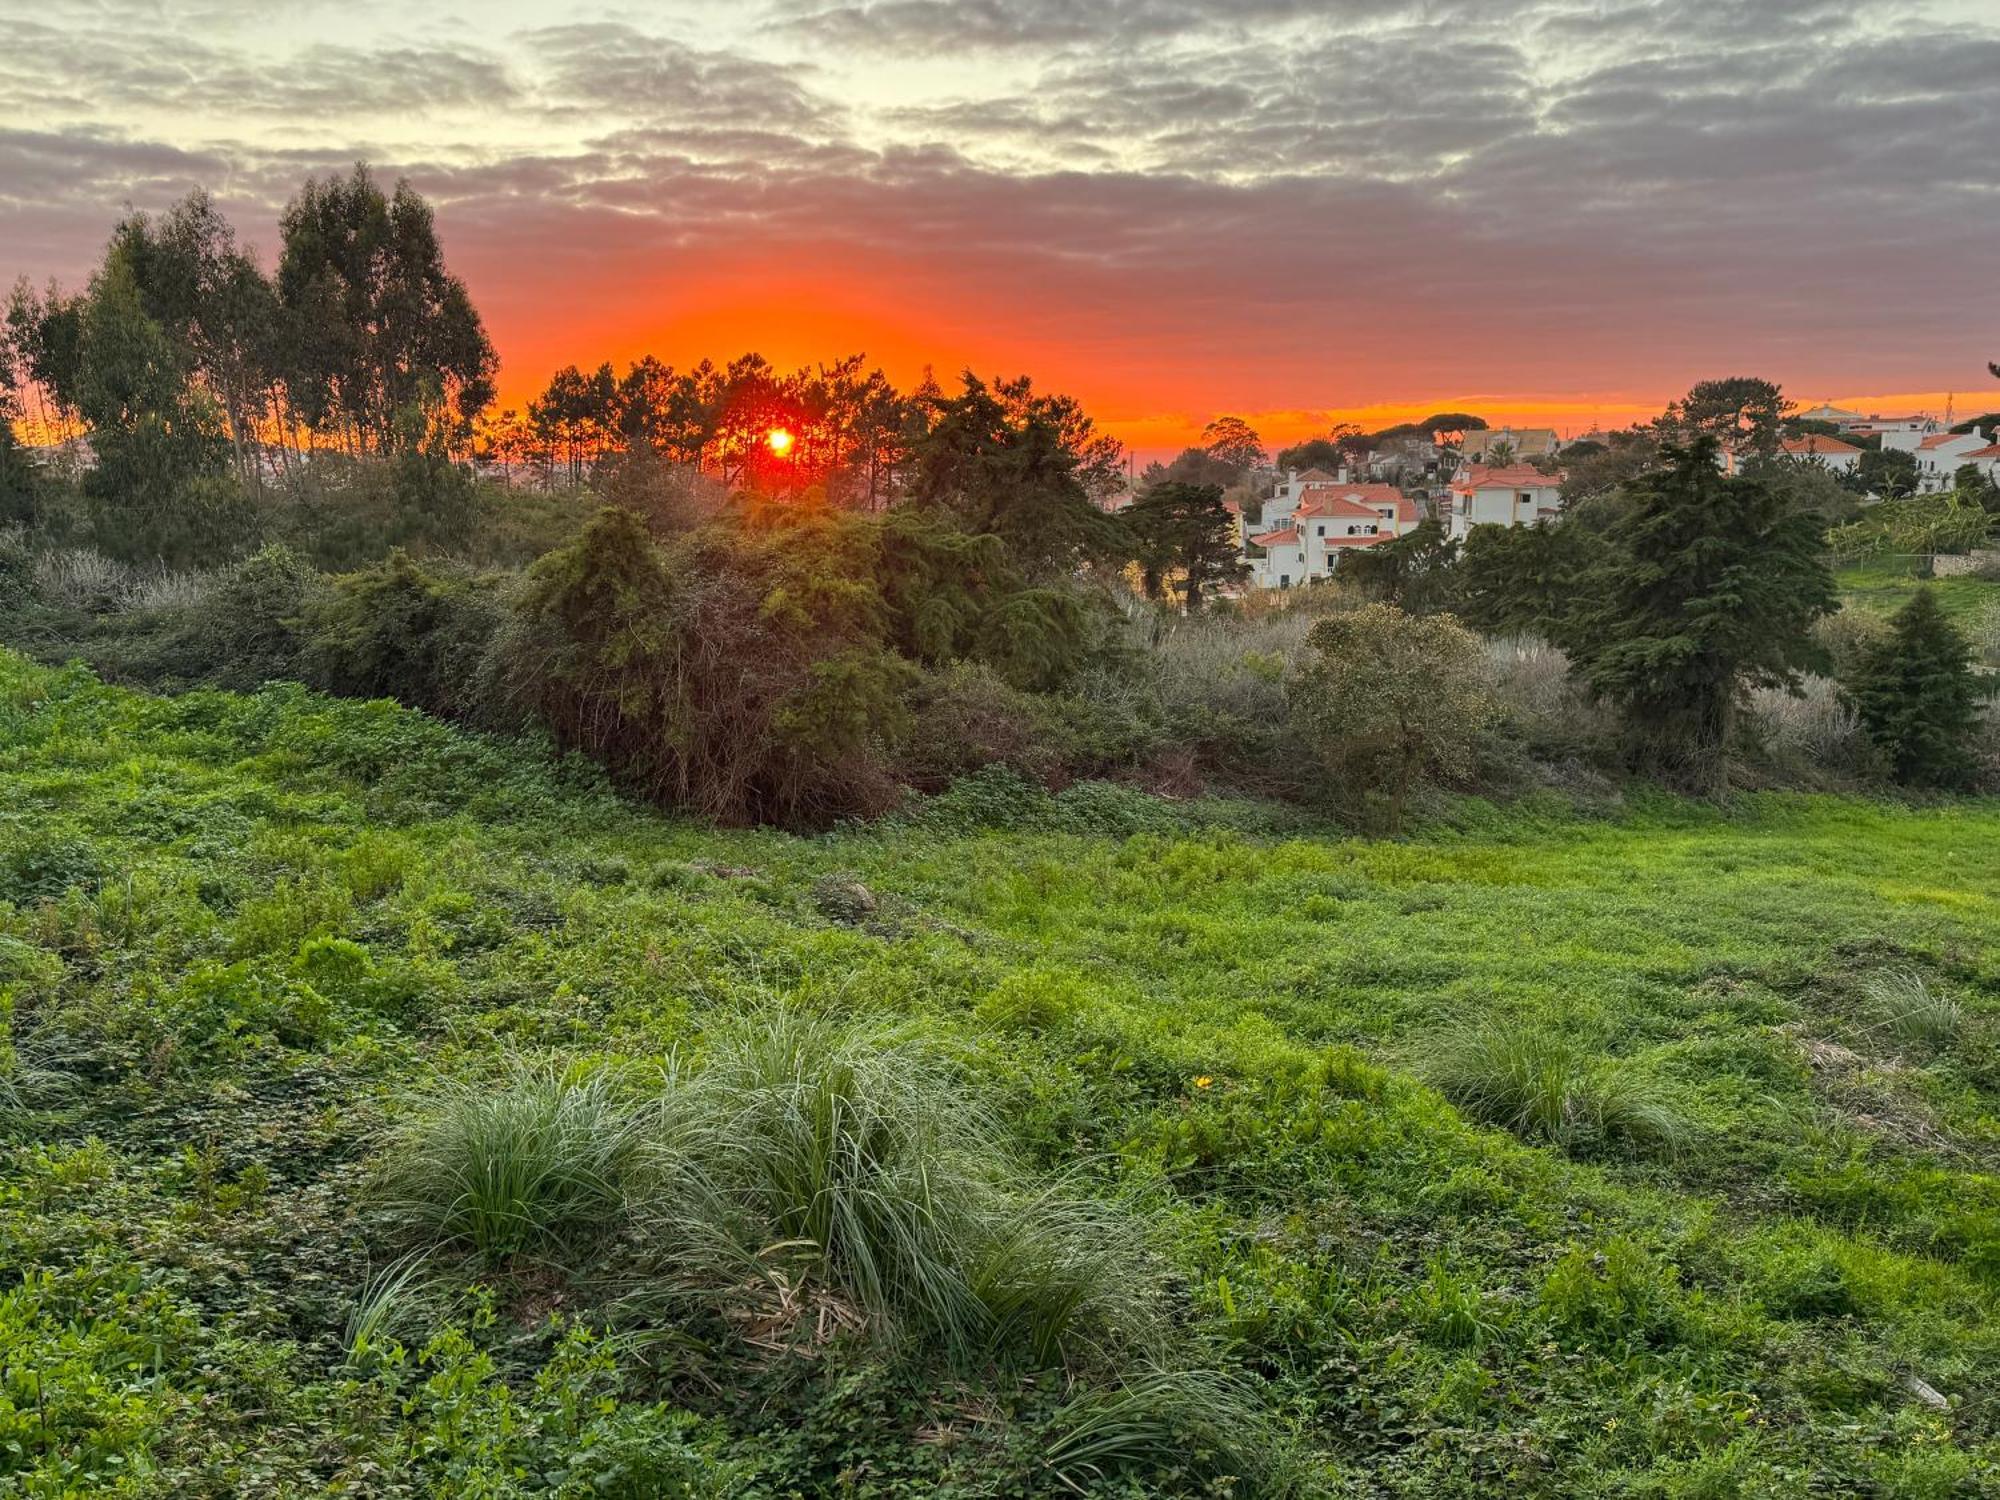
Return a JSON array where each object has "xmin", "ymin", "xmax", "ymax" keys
[{"xmin": 3, "ymin": 0, "xmax": 1997, "ymax": 441}]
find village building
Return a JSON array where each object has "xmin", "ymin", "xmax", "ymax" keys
[
  {"xmin": 1912, "ymin": 430, "xmax": 1990, "ymax": 489},
  {"xmin": 1460, "ymin": 427, "xmax": 1560, "ymax": 462},
  {"xmin": 1443, "ymin": 463, "xmax": 1564, "ymax": 540},
  {"xmin": 1778, "ymin": 433, "xmax": 1863, "ymax": 474},
  {"xmin": 1243, "ymin": 476, "xmax": 1421, "ymax": 588}
]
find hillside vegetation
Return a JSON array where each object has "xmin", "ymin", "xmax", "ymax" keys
[{"xmin": 3, "ymin": 648, "xmax": 1997, "ymax": 1496}]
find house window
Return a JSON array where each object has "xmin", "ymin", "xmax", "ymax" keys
[
  {"xmin": 1279, "ymin": 573, "xmax": 1291, "ymax": 588},
  {"xmin": 1316, "ymin": 524, "xmax": 1325, "ymax": 536}
]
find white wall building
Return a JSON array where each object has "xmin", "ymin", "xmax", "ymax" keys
[
  {"xmin": 1913, "ymin": 430, "xmax": 1990, "ymax": 490},
  {"xmin": 1444, "ymin": 464, "xmax": 1563, "ymax": 539},
  {"xmin": 1778, "ymin": 434, "xmax": 1862, "ymax": 474},
  {"xmin": 1243, "ymin": 478, "xmax": 1421, "ymax": 588}
]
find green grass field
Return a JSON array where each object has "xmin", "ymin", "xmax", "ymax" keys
[
  {"xmin": 3, "ymin": 648, "xmax": 1997, "ymax": 1496},
  {"xmin": 1837, "ymin": 555, "xmax": 2000, "ymax": 624}
]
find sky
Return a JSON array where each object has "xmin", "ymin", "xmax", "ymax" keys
[{"xmin": 4, "ymin": 0, "xmax": 1998, "ymax": 457}]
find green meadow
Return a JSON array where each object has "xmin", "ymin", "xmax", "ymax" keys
[{"xmin": 3, "ymin": 647, "xmax": 1997, "ymax": 1497}]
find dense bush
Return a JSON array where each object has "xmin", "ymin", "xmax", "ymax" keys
[
  {"xmin": 297, "ymin": 549, "xmax": 510, "ymax": 723},
  {"xmin": 1291, "ymin": 603, "xmax": 1494, "ymax": 830}
]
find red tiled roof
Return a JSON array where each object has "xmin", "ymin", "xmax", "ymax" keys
[
  {"xmin": 1292, "ymin": 467, "xmax": 1338, "ymax": 482},
  {"xmin": 1918, "ymin": 431, "xmax": 1977, "ymax": 450},
  {"xmin": 1456, "ymin": 464, "xmax": 1563, "ymax": 491},
  {"xmin": 1322, "ymin": 533, "xmax": 1391, "ymax": 546},
  {"xmin": 1781, "ymin": 435, "xmax": 1861, "ymax": 456},
  {"xmin": 1962, "ymin": 443, "xmax": 2000, "ymax": 460},
  {"xmin": 1250, "ymin": 527, "xmax": 1299, "ymax": 547},
  {"xmin": 1295, "ymin": 492, "xmax": 1390, "ymax": 520}
]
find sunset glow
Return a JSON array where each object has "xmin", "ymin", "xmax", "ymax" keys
[
  {"xmin": 6, "ymin": 2, "xmax": 1998, "ymax": 459},
  {"xmin": 766, "ymin": 427, "xmax": 795, "ymax": 458}
]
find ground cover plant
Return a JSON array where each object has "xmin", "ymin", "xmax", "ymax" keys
[{"xmin": 2, "ymin": 648, "xmax": 1997, "ymax": 1496}]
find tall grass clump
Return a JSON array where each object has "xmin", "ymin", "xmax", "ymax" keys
[
  {"xmin": 379, "ymin": 1065, "xmax": 640, "ymax": 1260},
  {"xmin": 1860, "ymin": 968, "xmax": 1961, "ymax": 1051},
  {"xmin": 1749, "ymin": 674, "xmax": 1864, "ymax": 773},
  {"xmin": 1423, "ymin": 1023, "xmax": 1691, "ymax": 1155},
  {"xmin": 1041, "ymin": 1367, "xmax": 1285, "ymax": 1495},
  {"xmin": 629, "ymin": 1007, "xmax": 1165, "ymax": 1376},
  {"xmin": 31, "ymin": 547, "xmax": 129, "ymax": 612}
]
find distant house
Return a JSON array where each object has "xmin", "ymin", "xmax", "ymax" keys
[
  {"xmin": 1794, "ymin": 402, "xmax": 1867, "ymax": 426},
  {"xmin": 1243, "ymin": 477, "xmax": 1420, "ymax": 587},
  {"xmin": 1912, "ymin": 430, "xmax": 1989, "ymax": 490},
  {"xmin": 1444, "ymin": 464, "xmax": 1563, "ymax": 539},
  {"xmin": 1867, "ymin": 417, "xmax": 1943, "ymax": 453},
  {"xmin": 1461, "ymin": 427, "xmax": 1560, "ymax": 462},
  {"xmin": 1960, "ymin": 442, "xmax": 2000, "ymax": 479},
  {"xmin": 1778, "ymin": 433, "xmax": 1862, "ymax": 474}
]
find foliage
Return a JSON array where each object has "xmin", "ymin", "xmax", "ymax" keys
[
  {"xmin": 1337, "ymin": 517, "xmax": 1461, "ymax": 612},
  {"xmin": 298, "ymin": 549, "xmax": 508, "ymax": 722},
  {"xmin": 2, "ymin": 648, "xmax": 1999, "ymax": 1493},
  {"xmin": 1122, "ymin": 479, "xmax": 1247, "ymax": 611},
  {"xmin": 1423, "ymin": 1024, "xmax": 1692, "ymax": 1155},
  {"xmin": 1457, "ymin": 519, "xmax": 1600, "ymax": 636},
  {"xmin": 1290, "ymin": 602, "xmax": 1493, "ymax": 830},
  {"xmin": 381, "ymin": 1067, "xmax": 640, "ymax": 1260},
  {"xmin": 1560, "ymin": 438, "xmax": 1837, "ymax": 789},
  {"xmin": 1846, "ymin": 588, "xmax": 1982, "ymax": 787}
]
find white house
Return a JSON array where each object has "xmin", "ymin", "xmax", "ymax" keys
[
  {"xmin": 1778, "ymin": 434, "xmax": 1862, "ymax": 474},
  {"xmin": 1444, "ymin": 464, "xmax": 1563, "ymax": 539},
  {"xmin": 1912, "ymin": 430, "xmax": 1989, "ymax": 490},
  {"xmin": 1961, "ymin": 441, "xmax": 2000, "ymax": 479},
  {"xmin": 1243, "ymin": 480, "xmax": 1420, "ymax": 588},
  {"xmin": 1870, "ymin": 417, "xmax": 1943, "ymax": 454}
]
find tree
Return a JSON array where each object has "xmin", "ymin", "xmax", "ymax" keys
[
  {"xmin": 1458, "ymin": 520, "xmax": 1599, "ymax": 638},
  {"xmin": 1290, "ymin": 603, "xmax": 1494, "ymax": 832},
  {"xmin": 1559, "ymin": 429, "xmax": 1663, "ymax": 505},
  {"xmin": 1559, "ymin": 438, "xmax": 1836, "ymax": 790},
  {"xmin": 1847, "ymin": 447, "xmax": 1918, "ymax": 500},
  {"xmin": 276, "ymin": 164, "xmax": 496, "ymax": 453},
  {"xmin": 1847, "ymin": 589, "xmax": 1981, "ymax": 787},
  {"xmin": 1199, "ymin": 415, "xmax": 1265, "ymax": 474},
  {"xmin": 530, "ymin": 363, "xmax": 618, "ymax": 483},
  {"xmin": 1122, "ymin": 481, "xmax": 1246, "ymax": 612},
  {"xmin": 905, "ymin": 372, "xmax": 1122, "ymax": 575},
  {"xmin": 1274, "ymin": 425, "xmax": 1361, "ymax": 473},
  {"xmin": 1339, "ymin": 518, "xmax": 1460, "ymax": 613},
  {"xmin": 1658, "ymin": 377, "xmax": 1787, "ymax": 460},
  {"xmin": 1953, "ymin": 463, "xmax": 2000, "ymax": 515},
  {"xmin": 1883, "ymin": 492, "xmax": 1993, "ymax": 569}
]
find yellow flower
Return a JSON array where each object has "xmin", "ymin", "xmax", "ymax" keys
[{"xmin": 1193, "ymin": 1076, "xmax": 1213, "ymax": 1089}]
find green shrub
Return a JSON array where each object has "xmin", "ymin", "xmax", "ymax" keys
[
  {"xmin": 1290, "ymin": 602, "xmax": 1494, "ymax": 831},
  {"xmin": 159, "ymin": 543, "xmax": 323, "ymax": 689},
  {"xmin": 297, "ymin": 549, "xmax": 510, "ymax": 723}
]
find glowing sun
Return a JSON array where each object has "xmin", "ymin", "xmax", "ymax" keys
[{"xmin": 766, "ymin": 427, "xmax": 795, "ymax": 457}]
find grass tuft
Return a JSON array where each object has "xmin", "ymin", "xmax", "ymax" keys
[
  {"xmin": 628, "ymin": 1006, "xmax": 1167, "ymax": 1376},
  {"xmin": 1860, "ymin": 968, "xmax": 1962, "ymax": 1051},
  {"xmin": 380, "ymin": 1065, "xmax": 639, "ymax": 1261},
  {"xmin": 1423, "ymin": 1023, "xmax": 1692, "ymax": 1155}
]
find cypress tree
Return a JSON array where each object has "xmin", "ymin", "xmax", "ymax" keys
[
  {"xmin": 1560, "ymin": 437, "xmax": 1836, "ymax": 790},
  {"xmin": 1848, "ymin": 589, "xmax": 1982, "ymax": 787}
]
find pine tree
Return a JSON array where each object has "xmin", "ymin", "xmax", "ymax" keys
[
  {"xmin": 1122, "ymin": 480, "xmax": 1246, "ymax": 611},
  {"xmin": 1847, "ymin": 589, "xmax": 1981, "ymax": 787},
  {"xmin": 1559, "ymin": 437, "xmax": 1836, "ymax": 790}
]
